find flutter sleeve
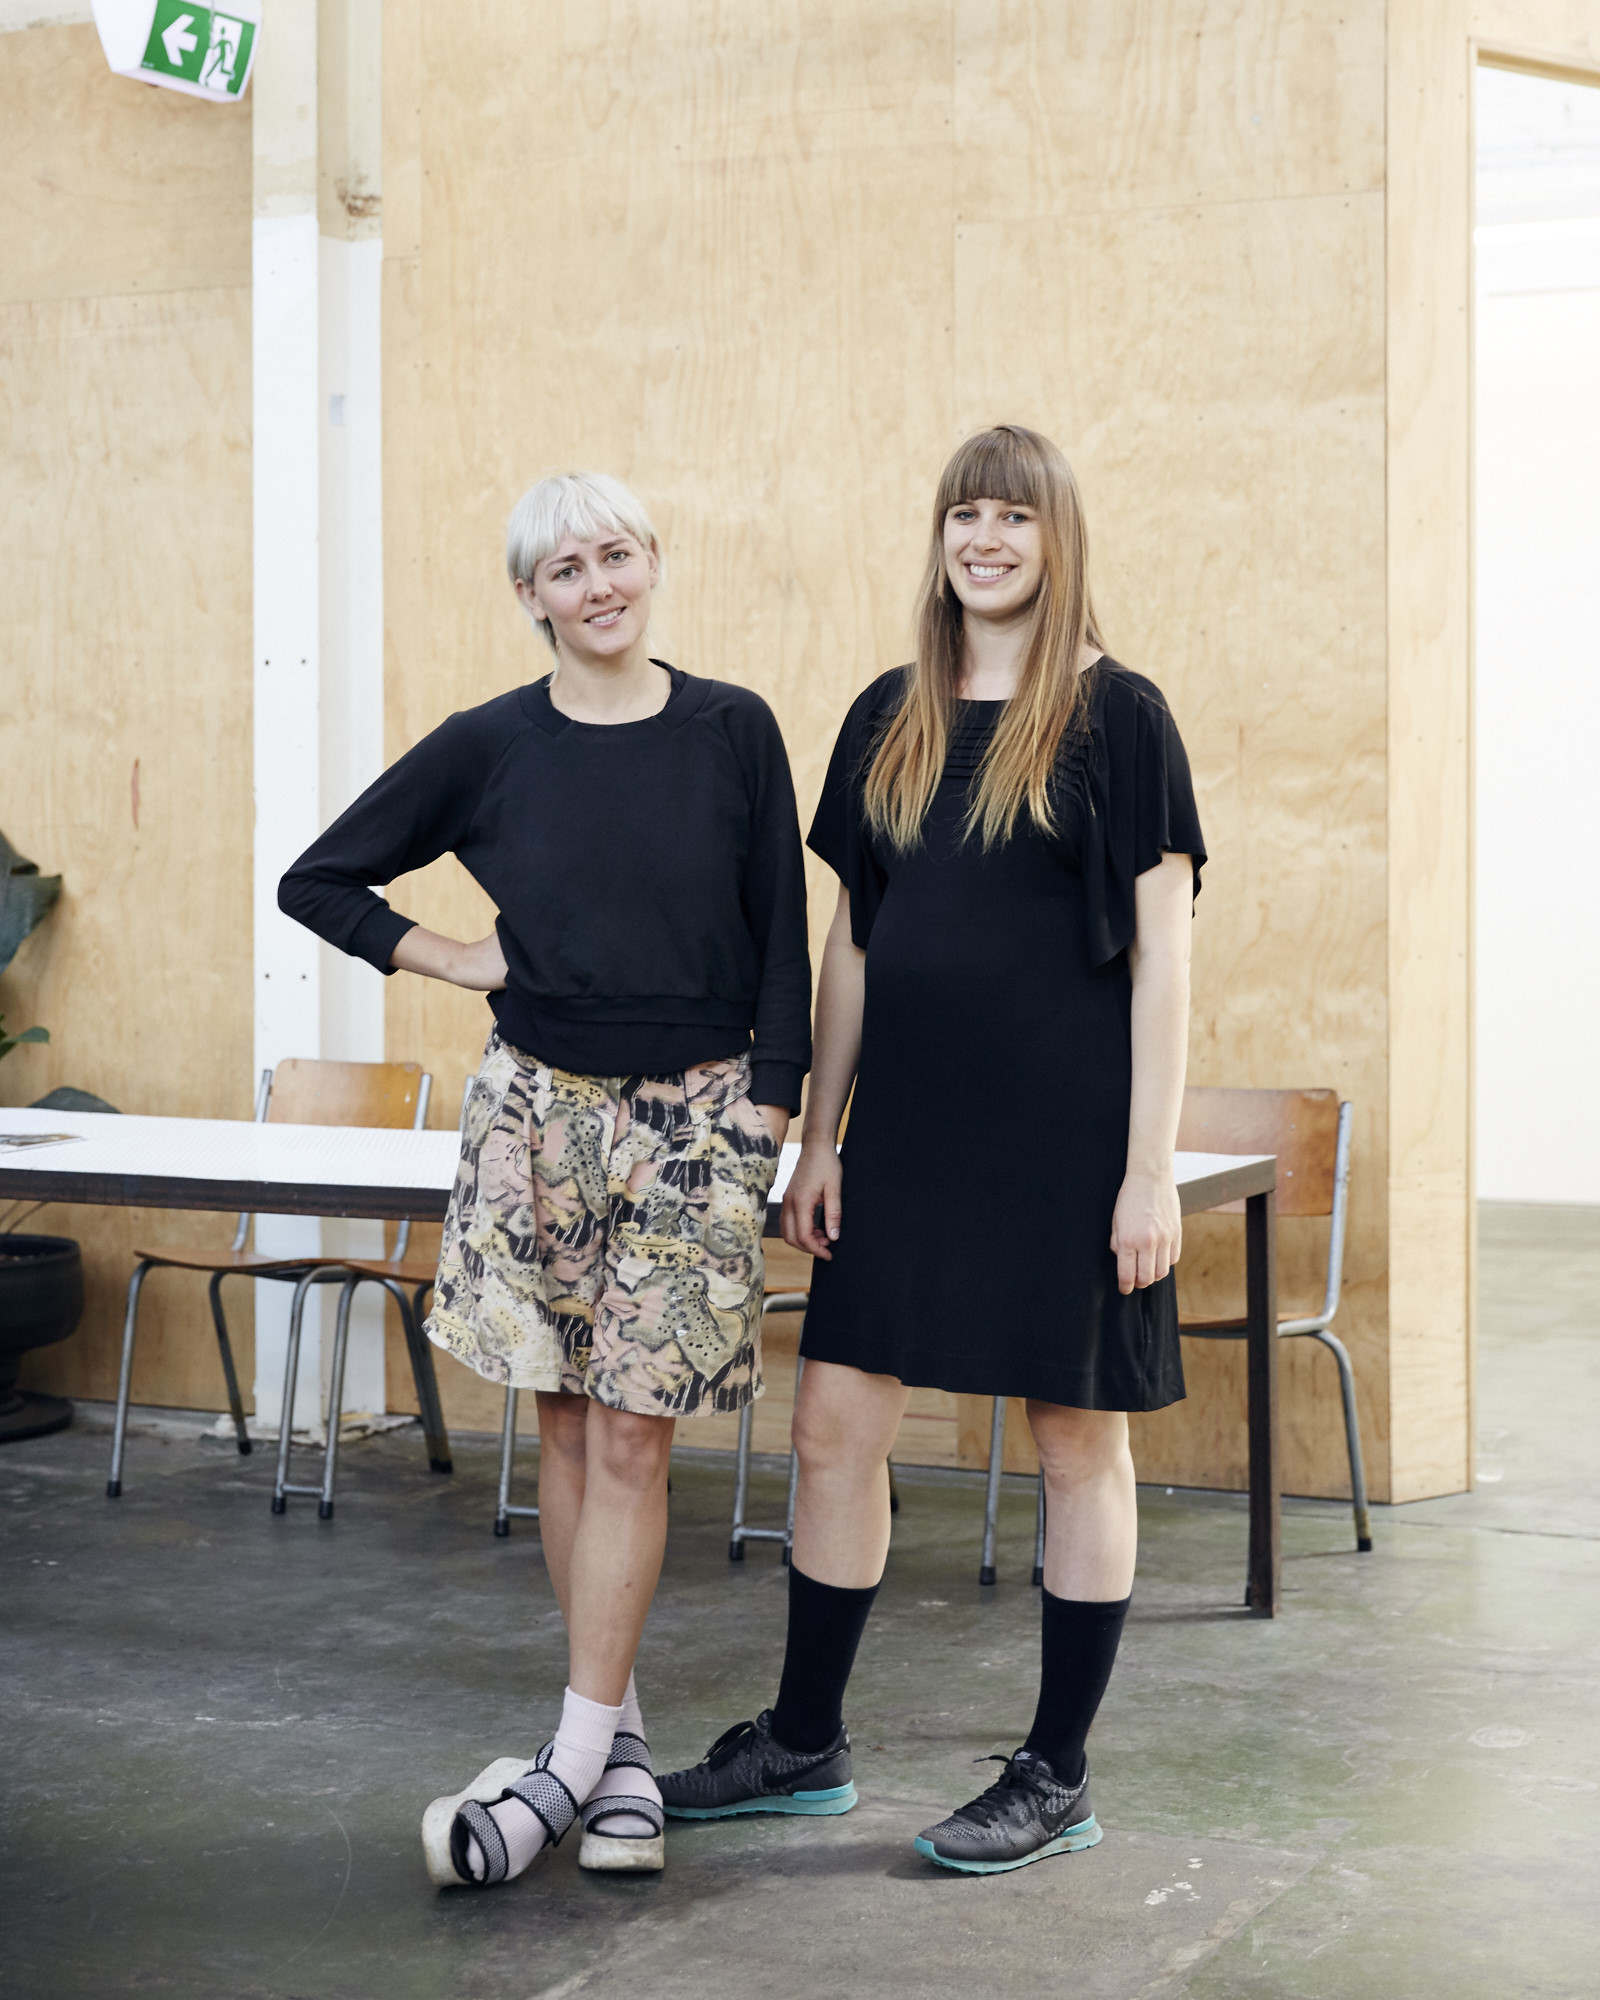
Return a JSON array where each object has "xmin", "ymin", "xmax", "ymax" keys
[
  {"xmin": 806, "ymin": 675, "xmax": 898, "ymax": 949},
  {"xmin": 1081, "ymin": 669, "xmax": 1206, "ymax": 968}
]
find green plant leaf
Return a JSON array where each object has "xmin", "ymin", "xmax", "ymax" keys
[
  {"xmin": 0, "ymin": 827, "xmax": 63, "ymax": 980},
  {"xmin": 0, "ymin": 1015, "xmax": 49, "ymax": 1062}
]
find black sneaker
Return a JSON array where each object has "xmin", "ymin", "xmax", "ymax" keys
[
  {"xmin": 658, "ymin": 1710, "xmax": 857, "ymax": 1819},
  {"xmin": 914, "ymin": 1749, "xmax": 1101, "ymax": 1873}
]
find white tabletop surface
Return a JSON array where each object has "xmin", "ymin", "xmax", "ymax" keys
[
  {"xmin": 769, "ymin": 1144, "xmax": 1269, "ymax": 1204},
  {"xmin": 0, "ymin": 1108, "xmax": 460, "ymax": 1192},
  {"xmin": 0, "ymin": 1112, "xmax": 1271, "ymax": 1210}
]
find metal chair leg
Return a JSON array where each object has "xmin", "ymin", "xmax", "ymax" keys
[
  {"xmin": 887, "ymin": 1458, "xmax": 900, "ymax": 1516},
  {"xmin": 271, "ymin": 1268, "xmax": 321, "ymax": 1514},
  {"xmin": 780, "ymin": 1354, "xmax": 805, "ymax": 1566},
  {"xmin": 729, "ymin": 1401, "xmax": 754, "ymax": 1560},
  {"xmin": 979, "ymin": 1395, "xmax": 1007, "ymax": 1584},
  {"xmin": 729, "ymin": 1319, "xmax": 809, "ymax": 1562},
  {"xmin": 1033, "ymin": 1473, "xmax": 1046, "ymax": 1587},
  {"xmin": 496, "ymin": 1386, "xmax": 518, "ymax": 1537},
  {"xmin": 107, "ymin": 1261, "xmax": 152, "ymax": 1498},
  {"xmin": 206, "ymin": 1271, "xmax": 252, "ymax": 1456},
  {"xmin": 382, "ymin": 1279, "xmax": 452, "ymax": 1473},
  {"xmin": 317, "ymin": 1277, "xmax": 358, "ymax": 1519},
  {"xmin": 1302, "ymin": 1327, "xmax": 1372, "ymax": 1552},
  {"xmin": 493, "ymin": 1386, "xmax": 540, "ymax": 1536}
]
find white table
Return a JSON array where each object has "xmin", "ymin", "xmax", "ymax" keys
[
  {"xmin": 0, "ymin": 1108, "xmax": 460, "ymax": 1221},
  {"xmin": 1, "ymin": 1115, "xmax": 1282, "ymax": 1612}
]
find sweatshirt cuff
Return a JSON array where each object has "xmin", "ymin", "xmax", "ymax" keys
[
  {"xmin": 749, "ymin": 1060, "xmax": 805, "ymax": 1115},
  {"xmin": 347, "ymin": 905, "xmax": 417, "ymax": 976}
]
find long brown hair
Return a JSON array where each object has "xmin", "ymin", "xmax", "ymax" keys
[{"xmin": 863, "ymin": 425, "xmax": 1104, "ymax": 850}]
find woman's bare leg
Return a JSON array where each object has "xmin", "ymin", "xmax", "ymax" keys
[
  {"xmin": 532, "ymin": 1388, "xmax": 590, "ymax": 1620},
  {"xmin": 790, "ymin": 1360, "xmax": 910, "ymax": 1587},
  {"xmin": 563, "ymin": 1400, "xmax": 676, "ymax": 1705},
  {"xmin": 1025, "ymin": 1403, "xmax": 1137, "ymax": 1598}
]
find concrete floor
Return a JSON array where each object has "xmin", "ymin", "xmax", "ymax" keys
[{"xmin": 3, "ymin": 1203, "xmax": 1596, "ymax": 1999}]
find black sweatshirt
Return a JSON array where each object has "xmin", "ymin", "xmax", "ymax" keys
[{"xmin": 278, "ymin": 665, "xmax": 812, "ymax": 1109}]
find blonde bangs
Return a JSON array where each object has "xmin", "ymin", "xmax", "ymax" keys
[{"xmin": 863, "ymin": 426, "xmax": 1102, "ymax": 852}]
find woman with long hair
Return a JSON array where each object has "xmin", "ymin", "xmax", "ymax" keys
[{"xmin": 659, "ymin": 425, "xmax": 1204, "ymax": 1872}]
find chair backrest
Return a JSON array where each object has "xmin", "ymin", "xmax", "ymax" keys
[
  {"xmin": 233, "ymin": 1060, "xmax": 432, "ymax": 1257},
  {"xmin": 267, "ymin": 1058, "xmax": 427, "ymax": 1130},
  {"xmin": 1177, "ymin": 1086, "xmax": 1340, "ymax": 1217}
]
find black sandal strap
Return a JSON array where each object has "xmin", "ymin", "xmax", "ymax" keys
[
  {"xmin": 582, "ymin": 1793, "xmax": 665, "ymax": 1836},
  {"xmin": 605, "ymin": 1731, "xmax": 654, "ymax": 1774},
  {"xmin": 451, "ymin": 1800, "xmax": 508, "ymax": 1884},
  {"xmin": 503, "ymin": 1766, "xmax": 580, "ymax": 1847}
]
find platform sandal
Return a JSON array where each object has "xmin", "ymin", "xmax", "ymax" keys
[
  {"xmin": 578, "ymin": 1730, "xmax": 666, "ymax": 1872},
  {"xmin": 422, "ymin": 1743, "xmax": 578, "ymax": 1888}
]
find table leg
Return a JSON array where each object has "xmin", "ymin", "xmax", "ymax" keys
[{"xmin": 1246, "ymin": 1187, "xmax": 1280, "ymax": 1616}]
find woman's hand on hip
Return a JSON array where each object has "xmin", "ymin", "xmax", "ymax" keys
[
  {"xmin": 754, "ymin": 1104, "xmax": 790, "ymax": 1148},
  {"xmin": 1110, "ymin": 1169, "xmax": 1182, "ymax": 1295},
  {"xmin": 389, "ymin": 925, "xmax": 507, "ymax": 991},
  {"xmin": 782, "ymin": 1140, "xmax": 843, "ymax": 1258},
  {"xmin": 453, "ymin": 933, "xmax": 509, "ymax": 991}
]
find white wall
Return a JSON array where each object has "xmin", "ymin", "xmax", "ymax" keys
[{"xmin": 1475, "ymin": 67, "xmax": 1600, "ymax": 1203}]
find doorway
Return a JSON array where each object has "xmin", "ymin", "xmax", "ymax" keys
[{"xmin": 1474, "ymin": 62, "xmax": 1600, "ymax": 1205}]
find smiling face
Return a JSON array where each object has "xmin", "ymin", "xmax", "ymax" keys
[
  {"xmin": 515, "ymin": 530, "xmax": 659, "ymax": 661},
  {"xmin": 942, "ymin": 497, "xmax": 1045, "ymax": 625}
]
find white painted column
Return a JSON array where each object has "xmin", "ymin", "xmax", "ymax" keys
[
  {"xmin": 252, "ymin": 0, "xmax": 387, "ymax": 1430},
  {"xmin": 314, "ymin": 228, "xmax": 389, "ymax": 1419}
]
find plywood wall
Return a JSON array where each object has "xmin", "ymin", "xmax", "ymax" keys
[
  {"xmin": 379, "ymin": 0, "xmax": 1407, "ymax": 1499},
  {"xmin": 7, "ymin": 3, "xmax": 1596, "ymax": 1501},
  {"xmin": 0, "ymin": 26, "xmax": 256, "ymax": 1409}
]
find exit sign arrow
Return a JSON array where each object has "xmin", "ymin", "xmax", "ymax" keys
[
  {"xmin": 160, "ymin": 11, "xmax": 197, "ymax": 65},
  {"xmin": 94, "ymin": 0, "xmax": 262, "ymax": 100}
]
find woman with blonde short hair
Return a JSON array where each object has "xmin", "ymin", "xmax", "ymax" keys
[
  {"xmin": 660, "ymin": 426, "xmax": 1205, "ymax": 1873},
  {"xmin": 281, "ymin": 471, "xmax": 810, "ymax": 1887}
]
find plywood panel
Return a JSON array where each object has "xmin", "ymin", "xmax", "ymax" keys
[
  {"xmin": 1, "ymin": 286, "xmax": 255, "ymax": 1407},
  {"xmin": 1386, "ymin": 0, "xmax": 1475, "ymax": 1502},
  {"xmin": 1471, "ymin": 1, "xmax": 1600, "ymax": 72},
  {"xmin": 383, "ymin": 0, "xmax": 957, "ymax": 1109},
  {"xmin": 953, "ymin": 0, "xmax": 1384, "ymax": 217},
  {"xmin": 953, "ymin": 190, "xmax": 1390, "ymax": 1498},
  {"xmin": 374, "ymin": 0, "xmax": 1529, "ymax": 1503},
  {"xmin": 0, "ymin": 24, "xmax": 251, "ymax": 308}
]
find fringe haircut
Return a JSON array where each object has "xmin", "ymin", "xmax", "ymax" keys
[
  {"xmin": 505, "ymin": 471, "xmax": 662, "ymax": 651},
  {"xmin": 863, "ymin": 426, "xmax": 1103, "ymax": 850}
]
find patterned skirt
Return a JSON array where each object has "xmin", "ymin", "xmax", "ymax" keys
[{"xmin": 425, "ymin": 1033, "xmax": 780, "ymax": 1417}]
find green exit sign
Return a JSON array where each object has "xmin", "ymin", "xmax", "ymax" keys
[
  {"xmin": 140, "ymin": 2, "xmax": 254, "ymax": 94},
  {"xmin": 92, "ymin": 0, "xmax": 260, "ymax": 103}
]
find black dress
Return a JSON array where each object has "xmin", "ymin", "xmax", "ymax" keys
[{"xmin": 799, "ymin": 659, "xmax": 1206, "ymax": 1411}]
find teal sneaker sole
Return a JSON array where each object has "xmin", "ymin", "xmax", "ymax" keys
[
  {"xmin": 664, "ymin": 1781, "xmax": 858, "ymax": 1821},
  {"xmin": 913, "ymin": 1814, "xmax": 1102, "ymax": 1874}
]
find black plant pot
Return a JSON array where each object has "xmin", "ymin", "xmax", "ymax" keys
[{"xmin": 0, "ymin": 1233, "xmax": 84, "ymax": 1443}]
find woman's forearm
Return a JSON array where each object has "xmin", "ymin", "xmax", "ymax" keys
[
  {"xmin": 1125, "ymin": 854, "xmax": 1194, "ymax": 1175},
  {"xmin": 389, "ymin": 925, "xmax": 507, "ymax": 991},
  {"xmin": 801, "ymin": 893, "xmax": 866, "ymax": 1145}
]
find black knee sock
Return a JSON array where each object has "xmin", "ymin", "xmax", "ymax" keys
[
  {"xmin": 1023, "ymin": 1589, "xmax": 1131, "ymax": 1783},
  {"xmin": 769, "ymin": 1565, "xmax": 880, "ymax": 1754}
]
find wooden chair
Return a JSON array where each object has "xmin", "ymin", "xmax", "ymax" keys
[
  {"xmin": 726, "ymin": 1282, "xmax": 813, "ymax": 1561},
  {"xmin": 107, "ymin": 1060, "xmax": 452, "ymax": 1509},
  {"xmin": 976, "ymin": 1083, "xmax": 1369, "ymax": 1586},
  {"xmin": 1176, "ymin": 1086, "xmax": 1369, "ymax": 1552},
  {"xmin": 270, "ymin": 1066, "xmax": 462, "ymax": 1516}
]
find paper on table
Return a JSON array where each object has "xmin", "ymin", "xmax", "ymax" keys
[{"xmin": 0, "ymin": 1133, "xmax": 84, "ymax": 1152}]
